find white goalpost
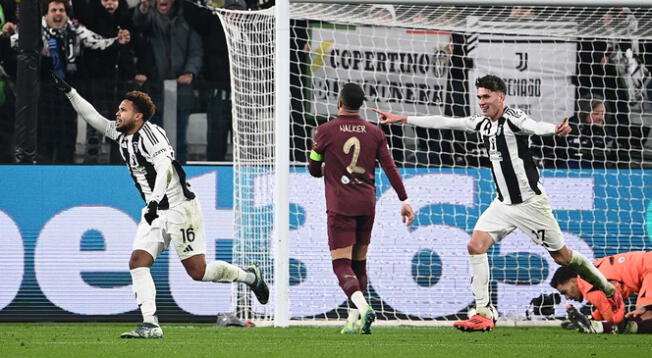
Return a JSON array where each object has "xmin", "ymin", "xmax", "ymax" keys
[{"xmin": 216, "ymin": 1, "xmax": 652, "ymax": 327}]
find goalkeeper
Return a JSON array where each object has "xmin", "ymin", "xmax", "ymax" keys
[{"xmin": 551, "ymin": 250, "xmax": 652, "ymax": 334}]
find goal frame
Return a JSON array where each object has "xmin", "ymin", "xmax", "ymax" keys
[{"xmin": 272, "ymin": 0, "xmax": 650, "ymax": 327}]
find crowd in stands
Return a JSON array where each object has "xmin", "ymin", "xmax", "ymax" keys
[
  {"xmin": 0, "ymin": 0, "xmax": 273, "ymax": 164},
  {"xmin": 0, "ymin": 1, "xmax": 650, "ymax": 168}
]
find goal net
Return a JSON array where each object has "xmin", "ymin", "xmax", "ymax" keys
[{"xmin": 217, "ymin": 2, "xmax": 652, "ymax": 325}]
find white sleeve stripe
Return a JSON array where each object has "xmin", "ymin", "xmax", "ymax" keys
[{"xmin": 141, "ymin": 124, "xmax": 159, "ymax": 145}]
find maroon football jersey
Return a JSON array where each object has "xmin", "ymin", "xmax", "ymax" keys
[{"xmin": 309, "ymin": 115, "xmax": 407, "ymax": 216}]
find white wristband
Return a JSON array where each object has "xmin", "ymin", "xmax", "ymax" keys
[{"xmin": 401, "ymin": 199, "xmax": 410, "ymax": 205}]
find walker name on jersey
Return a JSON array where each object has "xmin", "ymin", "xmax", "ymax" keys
[
  {"xmin": 339, "ymin": 124, "xmax": 367, "ymax": 133},
  {"xmin": 0, "ymin": 166, "xmax": 648, "ymax": 320}
]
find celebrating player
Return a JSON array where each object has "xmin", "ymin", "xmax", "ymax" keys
[
  {"xmin": 551, "ymin": 250, "xmax": 652, "ymax": 334},
  {"xmin": 52, "ymin": 73, "xmax": 269, "ymax": 339},
  {"xmin": 374, "ymin": 74, "xmax": 622, "ymax": 332},
  {"xmin": 308, "ymin": 83, "xmax": 414, "ymax": 335}
]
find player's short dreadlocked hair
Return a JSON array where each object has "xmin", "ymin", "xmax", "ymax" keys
[
  {"xmin": 475, "ymin": 74, "xmax": 507, "ymax": 94},
  {"xmin": 125, "ymin": 91, "xmax": 156, "ymax": 121},
  {"xmin": 339, "ymin": 83, "xmax": 367, "ymax": 111},
  {"xmin": 549, "ymin": 266, "xmax": 579, "ymax": 288}
]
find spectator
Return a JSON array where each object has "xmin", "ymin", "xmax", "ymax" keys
[
  {"xmin": 0, "ymin": 0, "xmax": 17, "ymax": 163},
  {"xmin": 9, "ymin": 0, "xmax": 130, "ymax": 163},
  {"xmin": 133, "ymin": 0, "xmax": 203, "ymax": 164},
  {"xmin": 575, "ymin": 9, "xmax": 641, "ymax": 164},
  {"xmin": 76, "ymin": 0, "xmax": 138, "ymax": 163},
  {"xmin": 566, "ymin": 94, "xmax": 617, "ymax": 169},
  {"xmin": 183, "ymin": 0, "xmax": 245, "ymax": 162}
]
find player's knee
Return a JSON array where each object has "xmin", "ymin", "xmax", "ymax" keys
[
  {"xmin": 185, "ymin": 264, "xmax": 206, "ymax": 281},
  {"xmin": 467, "ymin": 240, "xmax": 486, "ymax": 255},
  {"xmin": 468, "ymin": 231, "xmax": 492, "ymax": 254},
  {"xmin": 553, "ymin": 255, "xmax": 571, "ymax": 266},
  {"xmin": 187, "ymin": 268, "xmax": 205, "ymax": 281},
  {"xmin": 550, "ymin": 248, "xmax": 572, "ymax": 266},
  {"xmin": 129, "ymin": 251, "xmax": 153, "ymax": 270}
]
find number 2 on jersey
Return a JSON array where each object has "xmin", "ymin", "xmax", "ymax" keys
[{"xmin": 343, "ymin": 137, "xmax": 365, "ymax": 174}]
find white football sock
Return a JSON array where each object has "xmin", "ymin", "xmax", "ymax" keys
[
  {"xmin": 350, "ymin": 291, "xmax": 369, "ymax": 311},
  {"xmin": 568, "ymin": 250, "xmax": 614, "ymax": 296},
  {"xmin": 202, "ymin": 260, "xmax": 255, "ymax": 284},
  {"xmin": 469, "ymin": 253, "xmax": 490, "ymax": 308},
  {"xmin": 347, "ymin": 308, "xmax": 360, "ymax": 324},
  {"xmin": 346, "ymin": 308, "xmax": 360, "ymax": 322},
  {"xmin": 130, "ymin": 267, "xmax": 158, "ymax": 326}
]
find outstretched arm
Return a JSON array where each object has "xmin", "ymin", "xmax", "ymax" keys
[
  {"xmin": 53, "ymin": 73, "xmax": 119, "ymax": 141},
  {"xmin": 511, "ymin": 113, "xmax": 571, "ymax": 137},
  {"xmin": 373, "ymin": 109, "xmax": 477, "ymax": 132}
]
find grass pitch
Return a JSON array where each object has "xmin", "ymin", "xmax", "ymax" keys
[{"xmin": 1, "ymin": 323, "xmax": 650, "ymax": 358}]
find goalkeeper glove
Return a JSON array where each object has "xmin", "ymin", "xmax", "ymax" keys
[
  {"xmin": 144, "ymin": 201, "xmax": 159, "ymax": 225},
  {"xmin": 51, "ymin": 71, "xmax": 72, "ymax": 93}
]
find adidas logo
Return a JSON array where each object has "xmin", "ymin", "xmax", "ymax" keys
[{"xmin": 183, "ymin": 245, "xmax": 194, "ymax": 253}]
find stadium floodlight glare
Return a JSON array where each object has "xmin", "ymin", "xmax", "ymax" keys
[{"xmin": 216, "ymin": 1, "xmax": 652, "ymax": 326}]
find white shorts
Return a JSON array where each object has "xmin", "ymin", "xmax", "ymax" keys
[
  {"xmin": 474, "ymin": 193, "xmax": 565, "ymax": 251},
  {"xmin": 133, "ymin": 198, "xmax": 206, "ymax": 261}
]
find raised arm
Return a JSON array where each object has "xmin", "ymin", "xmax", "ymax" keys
[
  {"xmin": 373, "ymin": 109, "xmax": 477, "ymax": 132},
  {"xmin": 133, "ymin": 0, "xmax": 154, "ymax": 30},
  {"xmin": 52, "ymin": 74, "xmax": 119, "ymax": 141}
]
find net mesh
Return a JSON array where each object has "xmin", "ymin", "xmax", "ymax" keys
[{"xmin": 218, "ymin": 3, "xmax": 652, "ymax": 324}]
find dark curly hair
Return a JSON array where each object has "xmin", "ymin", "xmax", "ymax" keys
[{"xmin": 124, "ymin": 91, "xmax": 156, "ymax": 121}]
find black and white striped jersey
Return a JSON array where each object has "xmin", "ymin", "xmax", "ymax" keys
[
  {"xmin": 65, "ymin": 89, "xmax": 195, "ymax": 209},
  {"xmin": 407, "ymin": 107, "xmax": 557, "ymax": 204},
  {"xmin": 114, "ymin": 122, "xmax": 194, "ymax": 209}
]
